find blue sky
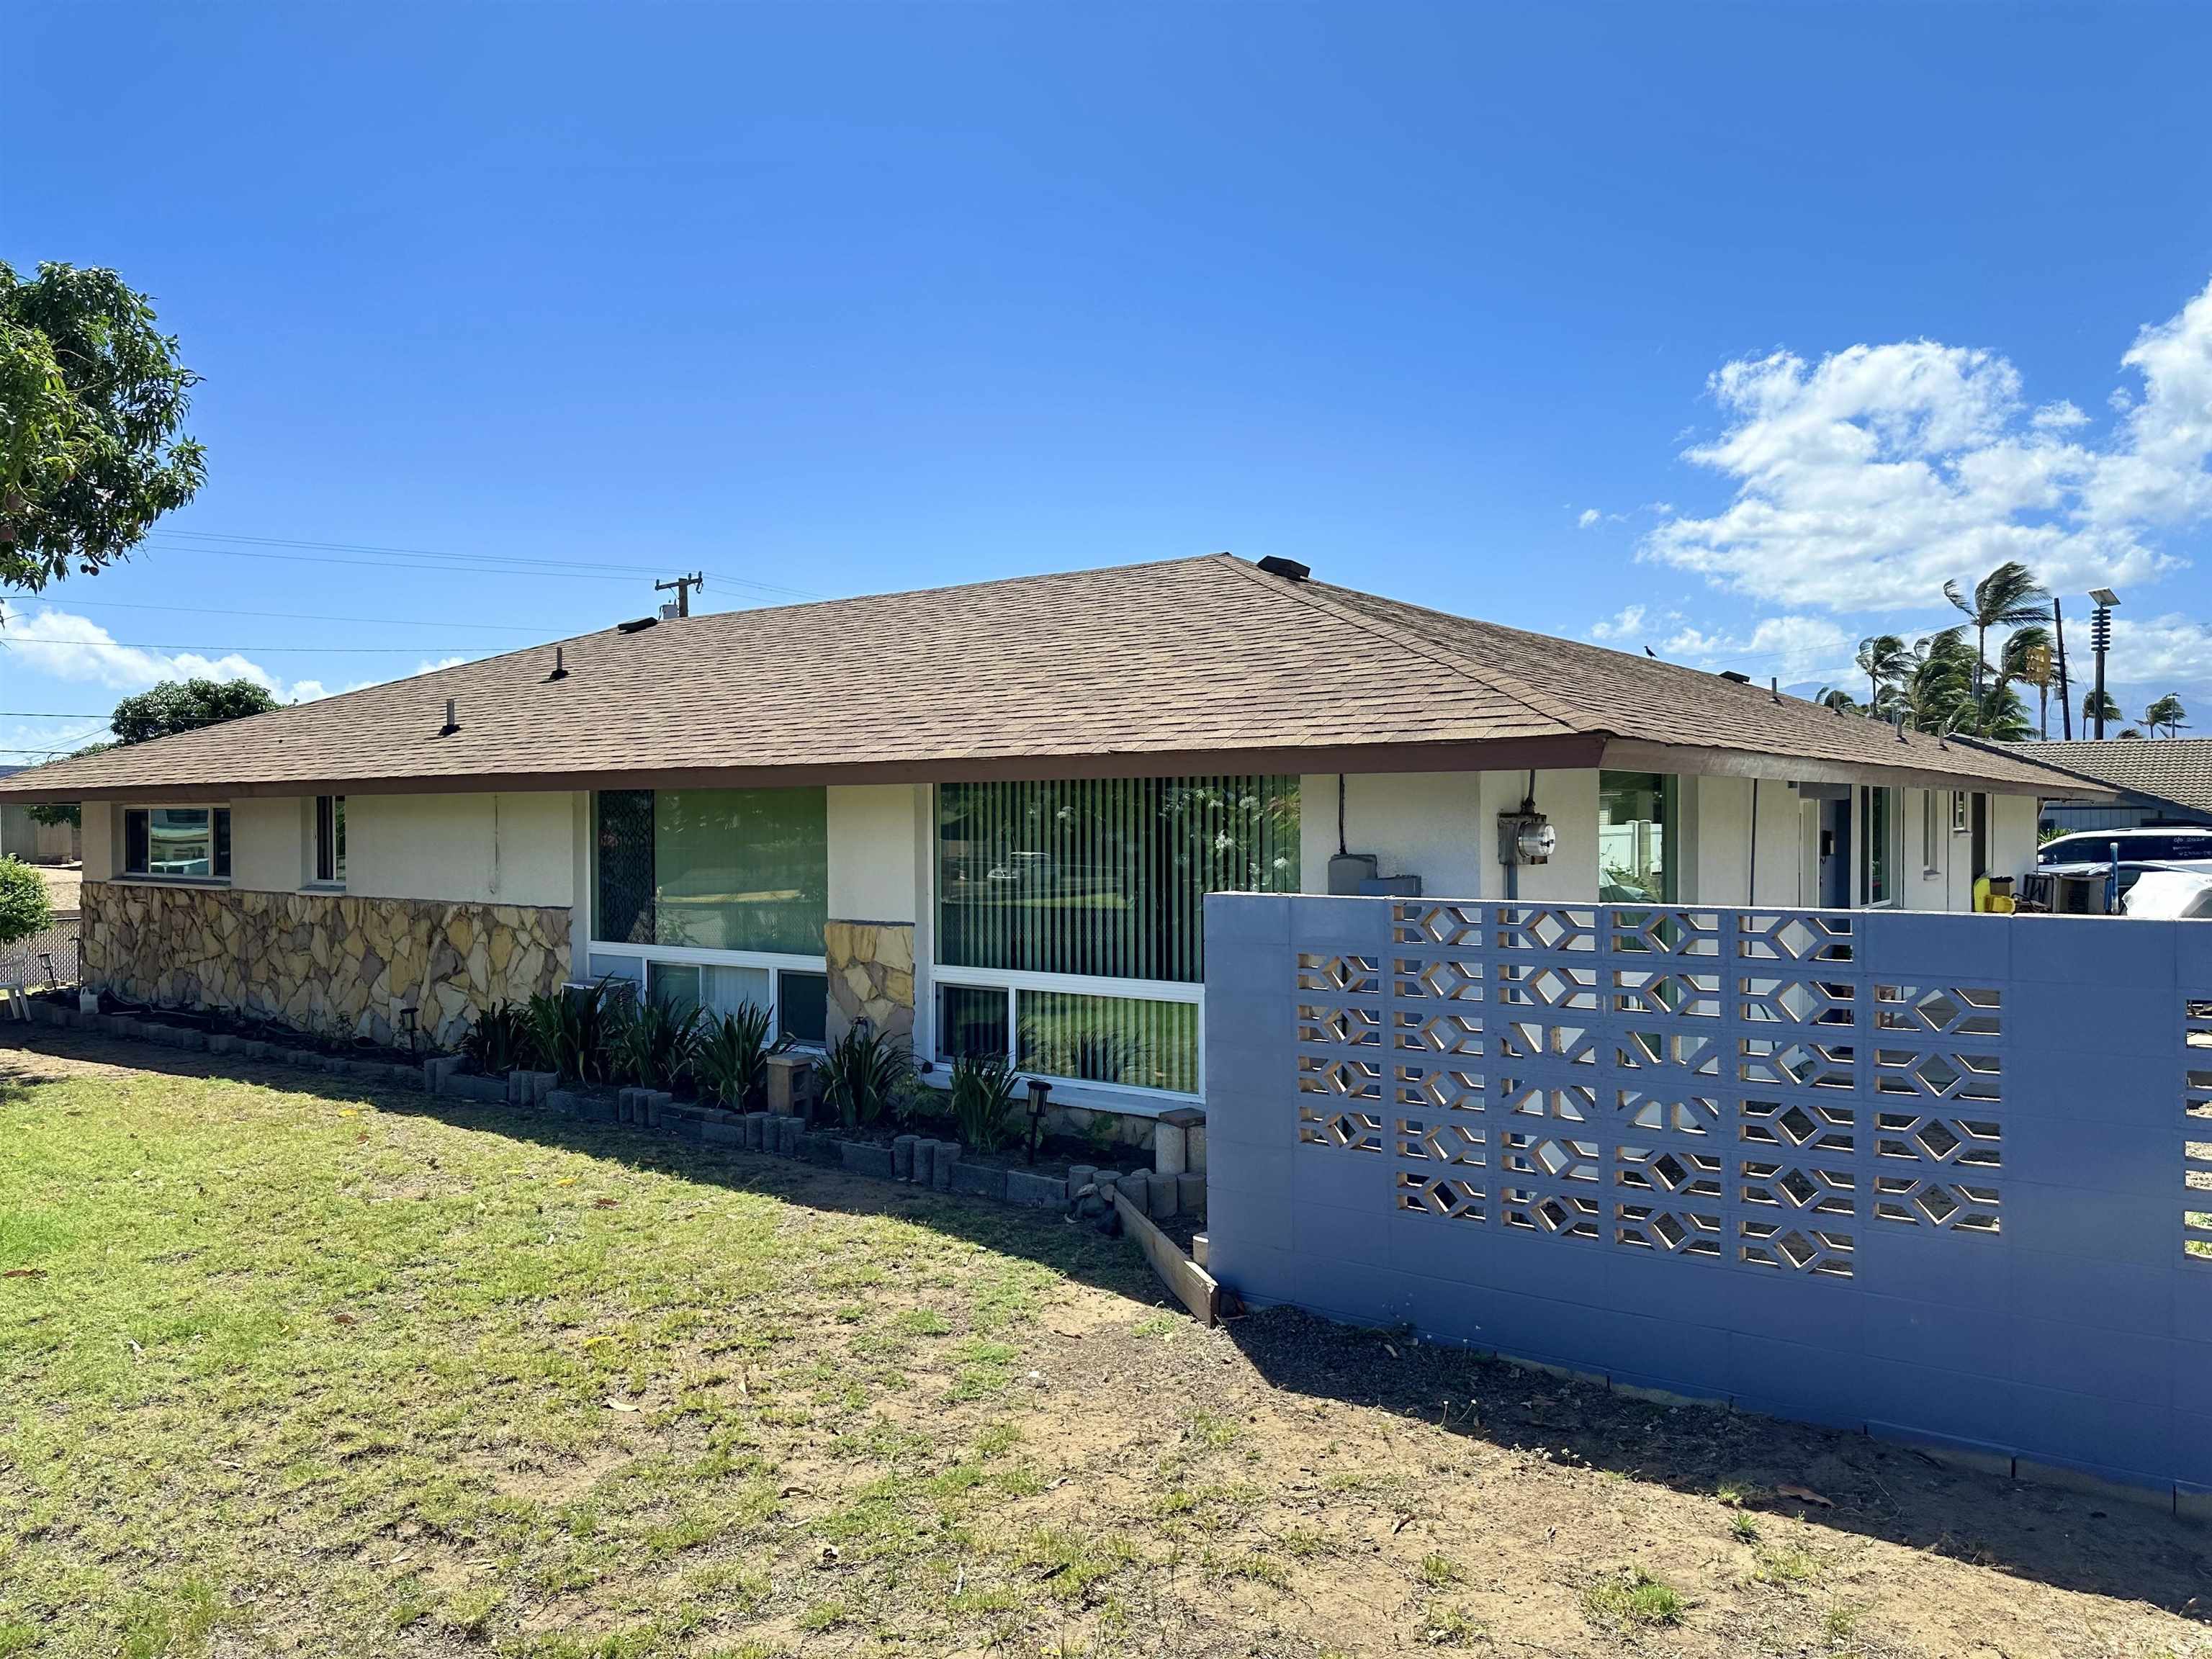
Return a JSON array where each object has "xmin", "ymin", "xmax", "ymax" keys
[{"xmin": 7, "ymin": 2, "xmax": 2212, "ymax": 760}]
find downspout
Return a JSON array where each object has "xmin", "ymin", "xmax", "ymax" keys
[
  {"xmin": 1747, "ymin": 779, "xmax": 1758, "ymax": 904},
  {"xmin": 1337, "ymin": 774, "xmax": 1347, "ymax": 858}
]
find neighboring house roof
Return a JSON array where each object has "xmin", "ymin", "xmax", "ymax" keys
[
  {"xmin": 2001, "ymin": 737, "xmax": 2212, "ymax": 817},
  {"xmin": 0, "ymin": 554, "xmax": 2103, "ymax": 801}
]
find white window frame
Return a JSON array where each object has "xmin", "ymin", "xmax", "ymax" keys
[
  {"xmin": 583, "ymin": 941, "xmax": 833, "ymax": 1048},
  {"xmin": 310, "ymin": 793, "xmax": 346, "ymax": 888},
  {"xmin": 927, "ymin": 961, "xmax": 1206, "ymax": 1112},
  {"xmin": 119, "ymin": 804, "xmax": 232, "ymax": 886},
  {"xmin": 1951, "ymin": 790, "xmax": 1970, "ymax": 834},
  {"xmin": 1921, "ymin": 790, "xmax": 1941, "ymax": 876}
]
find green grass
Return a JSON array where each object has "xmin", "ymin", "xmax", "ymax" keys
[
  {"xmin": 0, "ymin": 1060, "xmax": 1147, "ymax": 1656},
  {"xmin": 1750, "ymin": 1542, "xmax": 1822, "ymax": 1587},
  {"xmin": 1583, "ymin": 1566, "xmax": 1688, "ymax": 1627}
]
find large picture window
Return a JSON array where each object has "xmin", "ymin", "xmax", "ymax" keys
[
  {"xmin": 935, "ymin": 776, "xmax": 1299, "ymax": 982},
  {"xmin": 1598, "ymin": 772, "xmax": 1677, "ymax": 904},
  {"xmin": 594, "ymin": 787, "xmax": 828, "ymax": 955},
  {"xmin": 932, "ymin": 776, "xmax": 1298, "ymax": 1099},
  {"xmin": 122, "ymin": 806, "xmax": 231, "ymax": 881}
]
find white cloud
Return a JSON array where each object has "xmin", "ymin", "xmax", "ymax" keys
[
  {"xmin": 1577, "ymin": 508, "xmax": 1602, "ymax": 529},
  {"xmin": 1642, "ymin": 274, "xmax": 2212, "ymax": 611},
  {"xmin": 1658, "ymin": 614, "xmax": 1853, "ymax": 685},
  {"xmin": 1588, "ymin": 604, "xmax": 1646, "ymax": 640},
  {"xmin": 0, "ymin": 601, "xmax": 328, "ymax": 703}
]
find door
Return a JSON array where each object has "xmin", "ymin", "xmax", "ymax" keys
[{"xmin": 1819, "ymin": 796, "xmax": 1851, "ymax": 908}]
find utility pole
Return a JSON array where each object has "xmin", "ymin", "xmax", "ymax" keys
[
  {"xmin": 2090, "ymin": 587, "xmax": 2121, "ymax": 739},
  {"xmin": 655, "ymin": 572, "xmax": 704, "ymax": 619},
  {"xmin": 2053, "ymin": 598, "xmax": 2074, "ymax": 739}
]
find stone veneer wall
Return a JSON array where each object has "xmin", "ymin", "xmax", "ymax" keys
[
  {"xmin": 823, "ymin": 919, "xmax": 914, "ymax": 1047},
  {"xmin": 81, "ymin": 881, "xmax": 572, "ymax": 1048}
]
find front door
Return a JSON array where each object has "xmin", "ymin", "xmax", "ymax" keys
[{"xmin": 1820, "ymin": 796, "xmax": 1852, "ymax": 908}]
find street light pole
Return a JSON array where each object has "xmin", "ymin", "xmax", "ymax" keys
[{"xmin": 2089, "ymin": 587, "xmax": 2121, "ymax": 739}]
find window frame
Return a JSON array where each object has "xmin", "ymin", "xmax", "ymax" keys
[
  {"xmin": 1950, "ymin": 790, "xmax": 1969, "ymax": 834},
  {"xmin": 120, "ymin": 804, "xmax": 232, "ymax": 884},
  {"xmin": 1921, "ymin": 790, "xmax": 1941, "ymax": 875},
  {"xmin": 313, "ymin": 793, "xmax": 347, "ymax": 886},
  {"xmin": 1860, "ymin": 786, "xmax": 1897, "ymax": 907}
]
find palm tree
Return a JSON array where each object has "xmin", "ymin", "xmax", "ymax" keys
[
  {"xmin": 1854, "ymin": 633, "xmax": 1910, "ymax": 713},
  {"xmin": 1943, "ymin": 562, "xmax": 2050, "ymax": 700},
  {"xmin": 2143, "ymin": 693, "xmax": 2188, "ymax": 737},
  {"xmin": 2082, "ymin": 688, "xmax": 2122, "ymax": 728},
  {"xmin": 1814, "ymin": 686, "xmax": 1859, "ymax": 711},
  {"xmin": 1900, "ymin": 629, "xmax": 1977, "ymax": 734}
]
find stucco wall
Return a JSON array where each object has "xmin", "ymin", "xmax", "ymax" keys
[
  {"xmin": 827, "ymin": 784, "xmax": 922, "ymax": 922},
  {"xmin": 229, "ymin": 796, "xmax": 307, "ymax": 892},
  {"xmin": 1296, "ymin": 769, "xmax": 1602, "ymax": 903},
  {"xmin": 345, "ymin": 791, "xmax": 576, "ymax": 908}
]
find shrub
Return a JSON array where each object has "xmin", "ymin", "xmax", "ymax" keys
[
  {"xmin": 694, "ymin": 1003, "xmax": 787, "ymax": 1110},
  {"xmin": 891, "ymin": 1072, "xmax": 953, "ymax": 1132},
  {"xmin": 819, "ymin": 1024, "xmax": 912, "ymax": 1129},
  {"xmin": 610, "ymin": 995, "xmax": 705, "ymax": 1092},
  {"xmin": 948, "ymin": 1051, "xmax": 1021, "ymax": 1152},
  {"xmin": 529, "ymin": 979, "xmax": 623, "ymax": 1085},
  {"xmin": 0, "ymin": 858, "xmax": 53, "ymax": 949},
  {"xmin": 459, "ymin": 1001, "xmax": 536, "ymax": 1075}
]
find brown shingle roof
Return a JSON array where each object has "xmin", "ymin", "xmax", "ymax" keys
[
  {"xmin": 2000, "ymin": 737, "xmax": 2212, "ymax": 816},
  {"xmin": 0, "ymin": 554, "xmax": 2094, "ymax": 799}
]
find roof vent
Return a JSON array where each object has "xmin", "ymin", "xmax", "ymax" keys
[
  {"xmin": 1256, "ymin": 556, "xmax": 1310, "ymax": 583},
  {"xmin": 439, "ymin": 697, "xmax": 459, "ymax": 737},
  {"xmin": 616, "ymin": 616, "xmax": 658, "ymax": 634},
  {"xmin": 547, "ymin": 646, "xmax": 569, "ymax": 682},
  {"xmin": 1718, "ymin": 670, "xmax": 1753, "ymax": 685}
]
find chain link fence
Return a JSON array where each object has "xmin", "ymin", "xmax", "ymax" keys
[{"xmin": 4, "ymin": 908, "xmax": 81, "ymax": 993}]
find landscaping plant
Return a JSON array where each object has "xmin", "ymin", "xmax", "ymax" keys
[
  {"xmin": 948, "ymin": 1049, "xmax": 1021, "ymax": 1152},
  {"xmin": 819, "ymin": 1023, "xmax": 912, "ymax": 1129},
  {"xmin": 609, "ymin": 994, "xmax": 705, "ymax": 1092},
  {"xmin": 527, "ymin": 979, "xmax": 623, "ymax": 1086},
  {"xmin": 693, "ymin": 1002, "xmax": 787, "ymax": 1110},
  {"xmin": 0, "ymin": 857, "xmax": 54, "ymax": 956},
  {"xmin": 459, "ymin": 1000, "xmax": 536, "ymax": 1076}
]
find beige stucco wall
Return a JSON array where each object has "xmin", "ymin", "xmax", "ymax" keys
[
  {"xmin": 827, "ymin": 784, "xmax": 922, "ymax": 923},
  {"xmin": 1295, "ymin": 769, "xmax": 1605, "ymax": 903},
  {"xmin": 229, "ymin": 796, "xmax": 307, "ymax": 892},
  {"xmin": 83, "ymin": 802, "xmax": 114, "ymax": 880},
  {"xmin": 345, "ymin": 791, "xmax": 577, "ymax": 908}
]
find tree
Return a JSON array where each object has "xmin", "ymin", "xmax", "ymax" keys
[
  {"xmin": 1943, "ymin": 562, "xmax": 2049, "ymax": 701},
  {"xmin": 108, "ymin": 678, "xmax": 280, "ymax": 745},
  {"xmin": 1854, "ymin": 633, "xmax": 1910, "ymax": 714},
  {"xmin": 0, "ymin": 261, "xmax": 204, "ymax": 593},
  {"xmin": 2143, "ymin": 693, "xmax": 2188, "ymax": 737},
  {"xmin": 2082, "ymin": 688, "xmax": 2122, "ymax": 727},
  {"xmin": 1899, "ymin": 628, "xmax": 1977, "ymax": 734},
  {"xmin": 2000, "ymin": 624, "xmax": 2056, "ymax": 737},
  {"xmin": 0, "ymin": 857, "xmax": 54, "ymax": 950},
  {"xmin": 23, "ymin": 677, "xmax": 278, "ymax": 829}
]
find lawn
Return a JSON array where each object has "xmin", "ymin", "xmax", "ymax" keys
[{"xmin": 3, "ymin": 1034, "xmax": 2208, "ymax": 1659}]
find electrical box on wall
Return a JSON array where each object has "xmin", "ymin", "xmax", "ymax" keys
[{"xmin": 1328, "ymin": 850, "xmax": 1423, "ymax": 899}]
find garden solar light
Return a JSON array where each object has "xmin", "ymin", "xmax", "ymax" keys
[{"xmin": 1024, "ymin": 1077, "xmax": 1053, "ymax": 1164}]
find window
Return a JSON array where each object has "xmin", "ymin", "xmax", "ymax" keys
[
  {"xmin": 315, "ymin": 795, "xmax": 346, "ymax": 884},
  {"xmin": 1951, "ymin": 791, "xmax": 1969, "ymax": 833},
  {"xmin": 1921, "ymin": 791, "xmax": 1941, "ymax": 873},
  {"xmin": 1597, "ymin": 772, "xmax": 1678, "ymax": 903},
  {"xmin": 932, "ymin": 776, "xmax": 1299, "ymax": 1098},
  {"xmin": 594, "ymin": 787, "xmax": 827, "ymax": 954},
  {"xmin": 1861, "ymin": 786, "xmax": 1894, "ymax": 905},
  {"xmin": 122, "ymin": 806, "xmax": 231, "ymax": 881},
  {"xmin": 935, "ymin": 776, "xmax": 1299, "ymax": 981}
]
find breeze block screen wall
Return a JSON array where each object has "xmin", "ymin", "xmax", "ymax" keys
[{"xmin": 1202, "ymin": 893, "xmax": 2212, "ymax": 1506}]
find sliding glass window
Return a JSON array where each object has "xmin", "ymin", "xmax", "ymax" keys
[{"xmin": 934, "ymin": 775, "xmax": 1299, "ymax": 1097}]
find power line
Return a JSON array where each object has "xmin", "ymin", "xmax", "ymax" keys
[
  {"xmin": 0, "ymin": 638, "xmax": 480, "ymax": 655},
  {"xmin": 146, "ymin": 528, "xmax": 823, "ymax": 600},
  {"xmin": 0, "ymin": 596, "xmax": 549, "ymax": 633},
  {"xmin": 0, "ymin": 711, "xmax": 110, "ymax": 718}
]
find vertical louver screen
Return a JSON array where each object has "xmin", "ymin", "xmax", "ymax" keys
[{"xmin": 935, "ymin": 776, "xmax": 1300, "ymax": 983}]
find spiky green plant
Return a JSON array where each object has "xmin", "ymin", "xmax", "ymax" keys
[
  {"xmin": 948, "ymin": 1050, "xmax": 1022, "ymax": 1152},
  {"xmin": 819, "ymin": 1024, "xmax": 912, "ymax": 1130},
  {"xmin": 693, "ymin": 1003, "xmax": 787, "ymax": 1110}
]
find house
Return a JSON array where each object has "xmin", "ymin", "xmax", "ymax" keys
[
  {"xmin": 2002, "ymin": 737, "xmax": 2212, "ymax": 840},
  {"xmin": 0, "ymin": 553, "xmax": 2100, "ymax": 1118}
]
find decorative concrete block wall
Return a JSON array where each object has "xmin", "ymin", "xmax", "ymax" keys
[
  {"xmin": 81, "ymin": 880, "xmax": 571, "ymax": 1047},
  {"xmin": 1203, "ymin": 892, "xmax": 2212, "ymax": 1505},
  {"xmin": 824, "ymin": 919, "xmax": 915, "ymax": 1047}
]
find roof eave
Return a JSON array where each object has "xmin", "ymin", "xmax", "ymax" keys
[{"xmin": 1601, "ymin": 737, "xmax": 2118, "ymax": 799}]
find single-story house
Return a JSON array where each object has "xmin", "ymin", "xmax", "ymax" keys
[
  {"xmin": 0, "ymin": 553, "xmax": 2100, "ymax": 1119},
  {"xmin": 2003, "ymin": 736, "xmax": 2212, "ymax": 840}
]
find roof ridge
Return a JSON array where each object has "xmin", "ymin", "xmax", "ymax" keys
[{"xmin": 1215, "ymin": 561, "xmax": 1586, "ymax": 733}]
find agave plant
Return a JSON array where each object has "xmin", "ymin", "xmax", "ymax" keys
[
  {"xmin": 460, "ymin": 1000, "xmax": 536, "ymax": 1075},
  {"xmin": 529, "ymin": 979, "xmax": 624, "ymax": 1086},
  {"xmin": 819, "ymin": 1024, "xmax": 912, "ymax": 1130},
  {"xmin": 610, "ymin": 994, "xmax": 706, "ymax": 1092},
  {"xmin": 693, "ymin": 1002, "xmax": 787, "ymax": 1110},
  {"xmin": 948, "ymin": 1050, "xmax": 1020, "ymax": 1153}
]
